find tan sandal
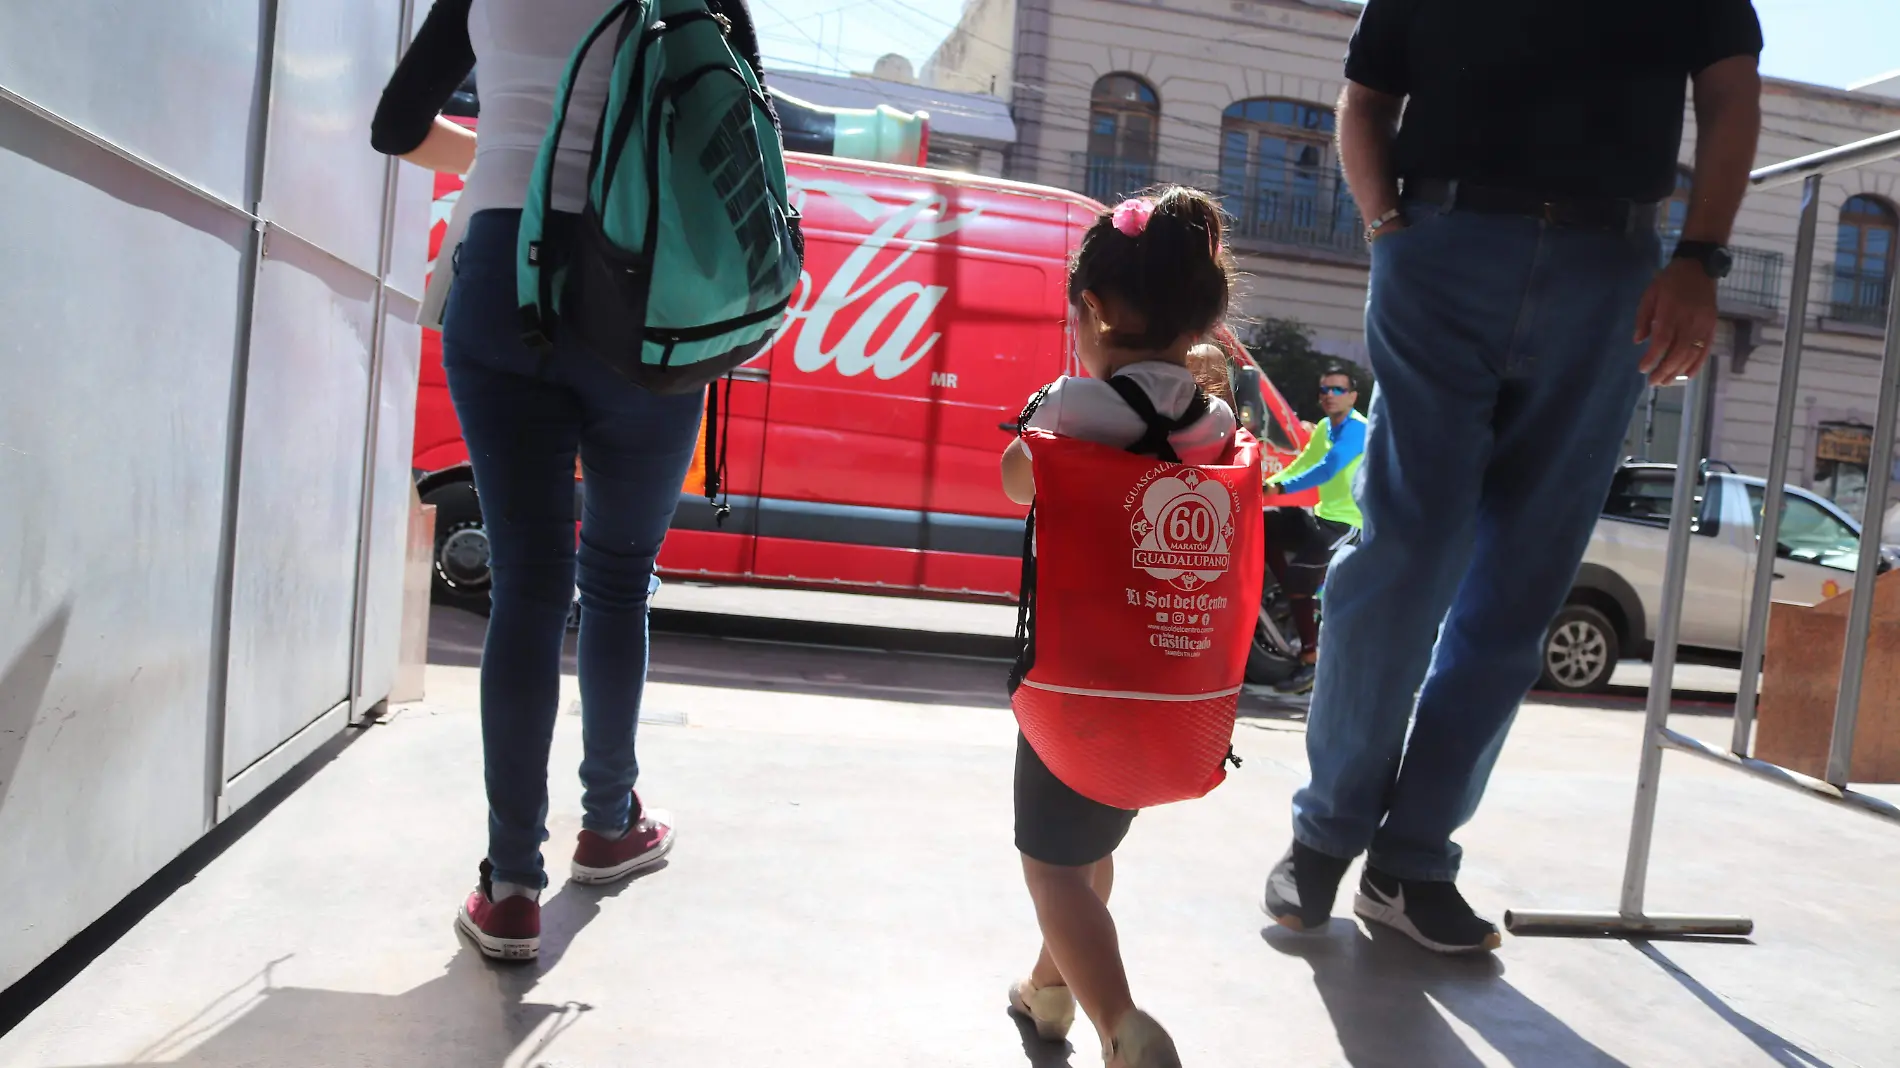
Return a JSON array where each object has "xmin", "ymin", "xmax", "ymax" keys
[
  {"xmin": 1106, "ymin": 1009, "xmax": 1181, "ymax": 1068},
  {"xmin": 1008, "ymin": 979, "xmax": 1077, "ymax": 1041}
]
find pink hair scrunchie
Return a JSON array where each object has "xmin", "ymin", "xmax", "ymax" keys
[{"xmin": 1111, "ymin": 198, "xmax": 1154, "ymax": 237}]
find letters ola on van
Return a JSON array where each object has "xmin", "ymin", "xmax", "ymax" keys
[{"xmin": 778, "ymin": 178, "xmax": 983, "ymax": 382}]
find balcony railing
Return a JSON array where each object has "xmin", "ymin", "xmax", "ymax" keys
[
  {"xmin": 1823, "ymin": 265, "xmax": 1893, "ymax": 327},
  {"xmin": 1074, "ymin": 154, "xmax": 1366, "ymax": 259},
  {"xmin": 1078, "ymin": 154, "xmax": 1791, "ymax": 301},
  {"xmin": 1660, "ymin": 237, "xmax": 1784, "ymax": 314}
]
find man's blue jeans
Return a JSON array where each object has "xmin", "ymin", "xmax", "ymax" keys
[
  {"xmin": 1292, "ymin": 200, "xmax": 1657, "ymax": 881},
  {"xmin": 443, "ymin": 209, "xmax": 704, "ymax": 889}
]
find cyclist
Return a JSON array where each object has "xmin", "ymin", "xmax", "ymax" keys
[{"xmin": 1262, "ymin": 365, "xmax": 1367, "ymax": 693}]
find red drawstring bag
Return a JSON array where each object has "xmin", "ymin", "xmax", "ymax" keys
[{"xmin": 1009, "ymin": 400, "xmax": 1264, "ymax": 811}]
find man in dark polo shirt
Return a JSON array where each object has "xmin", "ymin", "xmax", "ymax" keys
[{"xmin": 1262, "ymin": 1, "xmax": 1764, "ymax": 953}]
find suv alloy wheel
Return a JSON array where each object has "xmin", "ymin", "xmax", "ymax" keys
[{"xmin": 1539, "ymin": 604, "xmax": 1620, "ymax": 694}]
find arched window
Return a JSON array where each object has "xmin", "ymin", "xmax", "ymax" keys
[
  {"xmin": 1834, "ymin": 195, "xmax": 1896, "ymax": 325},
  {"xmin": 1084, "ymin": 75, "xmax": 1160, "ymax": 200},
  {"xmin": 1658, "ymin": 167, "xmax": 1693, "ymax": 248},
  {"xmin": 1217, "ymin": 98, "xmax": 1354, "ymax": 248}
]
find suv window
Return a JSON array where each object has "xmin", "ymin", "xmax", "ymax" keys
[
  {"xmin": 1602, "ymin": 469, "xmax": 1714, "ymax": 532},
  {"xmin": 1745, "ymin": 486, "xmax": 1860, "ymax": 571}
]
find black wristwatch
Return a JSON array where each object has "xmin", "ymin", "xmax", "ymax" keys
[{"xmin": 1673, "ymin": 240, "xmax": 1734, "ymax": 279}]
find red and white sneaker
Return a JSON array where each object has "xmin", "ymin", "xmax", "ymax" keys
[
  {"xmin": 571, "ymin": 795, "xmax": 675, "ymax": 885},
  {"xmin": 456, "ymin": 861, "xmax": 540, "ymax": 962}
]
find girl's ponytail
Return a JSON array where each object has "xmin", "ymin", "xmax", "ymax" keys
[{"xmin": 1068, "ymin": 185, "xmax": 1235, "ymax": 350}]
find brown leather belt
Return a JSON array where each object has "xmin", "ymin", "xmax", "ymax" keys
[{"xmin": 1402, "ymin": 177, "xmax": 1659, "ymax": 233}]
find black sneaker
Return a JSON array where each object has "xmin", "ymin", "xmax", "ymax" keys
[
  {"xmin": 1354, "ymin": 867, "xmax": 1502, "ymax": 954},
  {"xmin": 1273, "ymin": 663, "xmax": 1316, "ymax": 694},
  {"xmin": 1262, "ymin": 842, "xmax": 1352, "ymax": 932}
]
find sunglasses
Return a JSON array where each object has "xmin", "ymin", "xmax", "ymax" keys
[{"xmin": 1319, "ymin": 385, "xmax": 1353, "ymax": 396}]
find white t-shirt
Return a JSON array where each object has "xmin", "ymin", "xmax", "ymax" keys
[
  {"xmin": 461, "ymin": 0, "xmax": 620, "ymax": 220},
  {"xmin": 1022, "ymin": 362, "xmax": 1237, "ymax": 463}
]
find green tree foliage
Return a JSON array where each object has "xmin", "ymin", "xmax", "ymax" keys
[{"xmin": 1244, "ymin": 318, "xmax": 1373, "ymax": 425}]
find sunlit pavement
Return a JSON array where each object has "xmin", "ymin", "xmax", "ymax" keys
[{"xmin": 2, "ymin": 590, "xmax": 1896, "ymax": 1067}]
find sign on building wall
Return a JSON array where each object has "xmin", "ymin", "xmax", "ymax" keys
[{"xmin": 1817, "ymin": 424, "xmax": 1874, "ymax": 466}]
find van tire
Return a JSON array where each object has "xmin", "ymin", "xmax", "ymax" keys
[
  {"xmin": 424, "ymin": 480, "xmax": 492, "ymax": 614},
  {"xmin": 1539, "ymin": 605, "xmax": 1619, "ymax": 694}
]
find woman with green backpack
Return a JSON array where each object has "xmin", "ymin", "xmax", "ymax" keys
[{"xmin": 372, "ymin": 0, "xmax": 787, "ymax": 963}]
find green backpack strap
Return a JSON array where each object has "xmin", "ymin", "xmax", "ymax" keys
[{"xmin": 516, "ymin": 0, "xmax": 644, "ymax": 351}]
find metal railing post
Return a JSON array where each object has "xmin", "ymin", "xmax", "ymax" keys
[
  {"xmin": 1732, "ymin": 174, "xmax": 1824, "ymax": 755},
  {"xmin": 1508, "ymin": 126, "xmax": 1900, "ymax": 941},
  {"xmin": 1824, "ymin": 274, "xmax": 1900, "ymax": 786},
  {"xmin": 1619, "ymin": 372, "xmax": 1712, "ymax": 917},
  {"xmin": 1509, "ymin": 371, "xmax": 1754, "ymax": 936},
  {"xmin": 1510, "ymin": 371, "xmax": 1753, "ymax": 936}
]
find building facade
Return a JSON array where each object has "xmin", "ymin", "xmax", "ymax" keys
[{"xmin": 927, "ymin": 0, "xmax": 1900, "ymax": 525}]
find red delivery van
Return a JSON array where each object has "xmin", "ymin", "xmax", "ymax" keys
[{"xmin": 410, "ymin": 153, "xmax": 1315, "ymax": 638}]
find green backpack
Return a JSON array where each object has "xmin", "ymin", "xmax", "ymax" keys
[{"xmin": 517, "ymin": 0, "xmax": 803, "ymax": 395}]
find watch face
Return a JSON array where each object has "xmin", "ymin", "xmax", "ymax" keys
[{"xmin": 1709, "ymin": 247, "xmax": 1734, "ymax": 279}]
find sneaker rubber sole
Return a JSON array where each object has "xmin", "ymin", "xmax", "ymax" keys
[
  {"xmin": 1266, "ymin": 907, "xmax": 1324, "ymax": 933},
  {"xmin": 570, "ymin": 813, "xmax": 676, "ymax": 885},
  {"xmin": 1353, "ymin": 892, "xmax": 1502, "ymax": 955},
  {"xmin": 455, "ymin": 907, "xmax": 539, "ymax": 962}
]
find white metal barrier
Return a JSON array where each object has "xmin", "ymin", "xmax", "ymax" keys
[{"xmin": 1507, "ymin": 129, "xmax": 1900, "ymax": 939}]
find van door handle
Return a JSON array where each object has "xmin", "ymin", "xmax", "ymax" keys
[
  {"xmin": 999, "ymin": 422, "xmax": 1021, "ymax": 433},
  {"xmin": 726, "ymin": 366, "xmax": 771, "ymax": 384}
]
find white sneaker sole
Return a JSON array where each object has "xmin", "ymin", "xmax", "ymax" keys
[
  {"xmin": 1354, "ymin": 893, "xmax": 1502, "ymax": 955},
  {"xmin": 570, "ymin": 813, "xmax": 676, "ymax": 885},
  {"xmin": 455, "ymin": 906, "xmax": 539, "ymax": 962}
]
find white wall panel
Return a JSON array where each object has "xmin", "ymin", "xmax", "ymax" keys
[
  {"xmin": 357, "ymin": 298, "xmax": 424, "ymax": 710},
  {"xmin": 0, "ymin": 0, "xmax": 266, "ymax": 203},
  {"xmin": 259, "ymin": 0, "xmax": 405, "ymax": 273},
  {"xmin": 388, "ymin": 159, "xmax": 434, "ymax": 301},
  {"xmin": 220, "ymin": 236, "xmax": 376, "ymax": 779},
  {"xmin": 0, "ymin": 101, "xmax": 250, "ymax": 990},
  {"xmin": 221, "ymin": 240, "xmax": 376, "ymax": 779}
]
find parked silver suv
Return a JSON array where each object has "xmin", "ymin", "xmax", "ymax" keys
[{"xmin": 1541, "ymin": 463, "xmax": 1883, "ymax": 693}]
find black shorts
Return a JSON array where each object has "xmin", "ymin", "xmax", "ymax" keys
[
  {"xmin": 1263, "ymin": 508, "xmax": 1354, "ymax": 597},
  {"xmin": 1014, "ymin": 733, "xmax": 1136, "ymax": 867}
]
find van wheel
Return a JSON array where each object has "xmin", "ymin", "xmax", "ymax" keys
[
  {"xmin": 1539, "ymin": 605, "xmax": 1619, "ymax": 694},
  {"xmin": 424, "ymin": 480, "xmax": 492, "ymax": 614}
]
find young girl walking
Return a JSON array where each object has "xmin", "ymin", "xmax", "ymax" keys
[{"xmin": 999, "ymin": 187, "xmax": 1239, "ymax": 1067}]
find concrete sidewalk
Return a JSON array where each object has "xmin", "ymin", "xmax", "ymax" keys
[{"xmin": 2, "ymin": 627, "xmax": 1896, "ymax": 1067}]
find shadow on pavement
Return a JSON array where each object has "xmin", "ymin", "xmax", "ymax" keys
[
  {"xmin": 1263, "ymin": 922, "xmax": 1630, "ymax": 1068},
  {"xmin": 0, "ymin": 718, "xmax": 370, "ymax": 1035},
  {"xmin": 431, "ymin": 604, "xmax": 1311, "ymax": 720},
  {"xmin": 1532, "ymin": 686, "xmax": 1735, "ymax": 716},
  {"xmin": 28, "ymin": 876, "xmax": 648, "ymax": 1067},
  {"xmin": 1010, "ymin": 1010, "xmax": 1078, "ymax": 1067},
  {"xmin": 1634, "ymin": 941, "xmax": 1840, "ymax": 1068},
  {"xmin": 431, "ymin": 604, "xmax": 1745, "ymax": 721}
]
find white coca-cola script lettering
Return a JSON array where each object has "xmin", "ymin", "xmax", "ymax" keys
[{"xmin": 780, "ymin": 178, "xmax": 983, "ymax": 380}]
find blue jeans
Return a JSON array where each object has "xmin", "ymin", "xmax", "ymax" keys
[
  {"xmin": 443, "ymin": 209, "xmax": 704, "ymax": 889},
  {"xmin": 1292, "ymin": 200, "xmax": 1656, "ymax": 881}
]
